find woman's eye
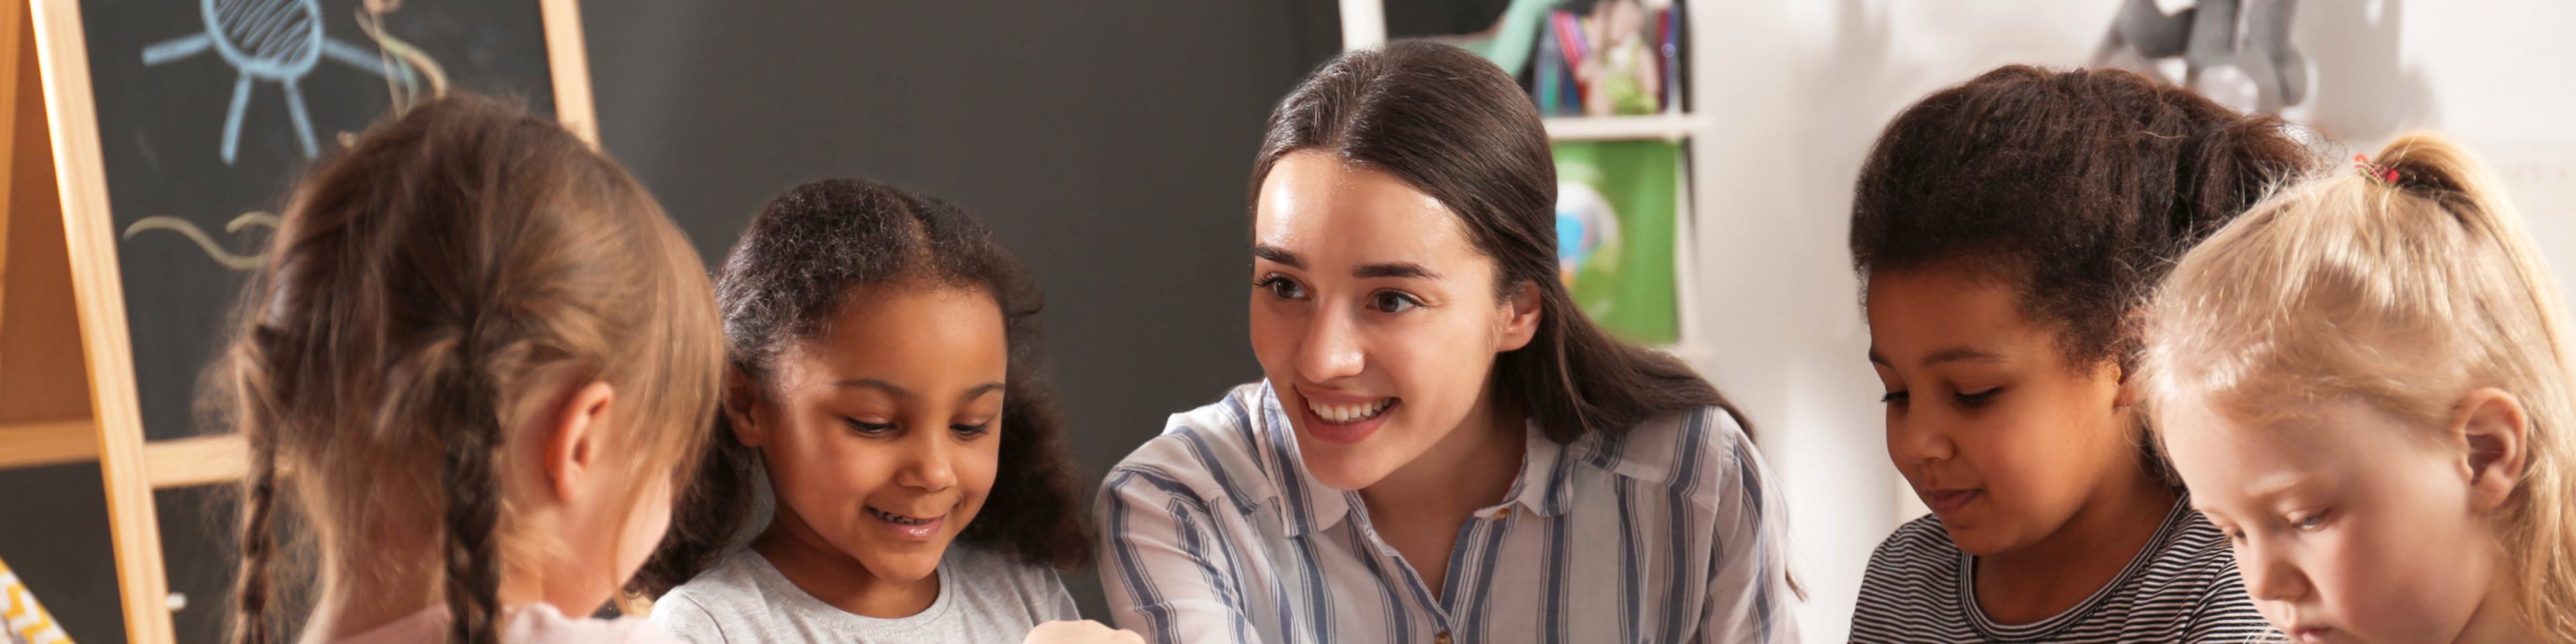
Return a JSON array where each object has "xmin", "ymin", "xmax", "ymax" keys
[
  {"xmin": 1368, "ymin": 291, "xmax": 1423, "ymax": 313},
  {"xmin": 1953, "ymin": 388, "xmax": 1999, "ymax": 407},
  {"xmin": 842, "ymin": 418, "xmax": 896, "ymax": 435},
  {"xmin": 951, "ymin": 421, "xmax": 993, "ymax": 437},
  {"xmin": 1254, "ymin": 275, "xmax": 1307, "ymax": 300},
  {"xmin": 1879, "ymin": 390, "xmax": 1910, "ymax": 405}
]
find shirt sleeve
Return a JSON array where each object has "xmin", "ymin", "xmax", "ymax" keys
[
  {"xmin": 1095, "ymin": 469, "xmax": 1264, "ymax": 644},
  {"xmin": 1696, "ymin": 417, "xmax": 1802, "ymax": 644},
  {"xmin": 1032, "ymin": 566, "xmax": 1082, "ymax": 622},
  {"xmin": 643, "ymin": 592, "xmax": 729, "ymax": 643}
]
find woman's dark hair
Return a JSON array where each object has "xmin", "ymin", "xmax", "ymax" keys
[
  {"xmin": 631, "ymin": 178, "xmax": 1091, "ymax": 597},
  {"xmin": 1849, "ymin": 64, "xmax": 2318, "ymax": 374},
  {"xmin": 1252, "ymin": 40, "xmax": 1745, "ymax": 443},
  {"xmin": 213, "ymin": 94, "xmax": 723, "ymax": 643}
]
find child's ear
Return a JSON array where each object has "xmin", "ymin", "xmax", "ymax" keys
[
  {"xmin": 1495, "ymin": 280, "xmax": 1543, "ymax": 352},
  {"xmin": 544, "ymin": 380, "xmax": 617, "ymax": 503},
  {"xmin": 2111, "ymin": 363, "xmax": 2143, "ymax": 409},
  {"xmin": 2455, "ymin": 387, "xmax": 2530, "ymax": 513},
  {"xmin": 722, "ymin": 366, "xmax": 768, "ymax": 447},
  {"xmin": 2112, "ymin": 307, "xmax": 2149, "ymax": 410}
]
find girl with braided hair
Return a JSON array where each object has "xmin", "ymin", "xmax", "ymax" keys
[{"xmin": 207, "ymin": 93, "xmax": 724, "ymax": 643}]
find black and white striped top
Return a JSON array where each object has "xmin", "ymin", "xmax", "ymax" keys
[{"xmin": 1849, "ymin": 498, "xmax": 2279, "ymax": 643}]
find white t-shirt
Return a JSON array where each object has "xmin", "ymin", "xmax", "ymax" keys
[
  {"xmin": 651, "ymin": 545, "xmax": 1077, "ymax": 643},
  {"xmin": 327, "ymin": 602, "xmax": 678, "ymax": 644}
]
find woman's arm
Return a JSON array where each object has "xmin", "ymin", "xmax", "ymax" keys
[
  {"xmin": 1095, "ymin": 469, "xmax": 1265, "ymax": 644},
  {"xmin": 1697, "ymin": 419, "xmax": 1803, "ymax": 644}
]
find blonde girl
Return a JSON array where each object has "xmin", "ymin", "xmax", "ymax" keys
[
  {"xmin": 2145, "ymin": 133, "xmax": 2576, "ymax": 643},
  {"xmin": 211, "ymin": 94, "xmax": 724, "ymax": 643}
]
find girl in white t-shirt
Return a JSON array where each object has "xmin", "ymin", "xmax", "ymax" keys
[{"xmin": 633, "ymin": 178, "xmax": 1132, "ymax": 644}]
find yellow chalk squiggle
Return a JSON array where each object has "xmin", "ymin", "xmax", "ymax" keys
[{"xmin": 121, "ymin": 211, "xmax": 281, "ymax": 271}]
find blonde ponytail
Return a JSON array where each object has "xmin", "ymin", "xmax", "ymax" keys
[{"xmin": 2143, "ymin": 132, "xmax": 2576, "ymax": 641}]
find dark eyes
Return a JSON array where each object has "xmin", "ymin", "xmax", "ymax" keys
[
  {"xmin": 1254, "ymin": 274, "xmax": 1306, "ymax": 300},
  {"xmin": 1369, "ymin": 291, "xmax": 1423, "ymax": 313},
  {"xmin": 841, "ymin": 418, "xmax": 995, "ymax": 439},
  {"xmin": 1254, "ymin": 274, "xmax": 1424, "ymax": 313},
  {"xmin": 1875, "ymin": 388, "xmax": 1997, "ymax": 407}
]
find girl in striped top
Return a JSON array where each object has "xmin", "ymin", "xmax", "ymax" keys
[
  {"xmin": 1844, "ymin": 65, "xmax": 2312, "ymax": 643},
  {"xmin": 1095, "ymin": 41, "xmax": 1801, "ymax": 644},
  {"xmin": 2144, "ymin": 135, "xmax": 2576, "ymax": 643}
]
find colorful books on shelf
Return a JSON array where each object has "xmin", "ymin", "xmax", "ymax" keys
[
  {"xmin": 1554, "ymin": 140, "xmax": 1684, "ymax": 344},
  {"xmin": 1530, "ymin": 1, "xmax": 1686, "ymax": 117}
]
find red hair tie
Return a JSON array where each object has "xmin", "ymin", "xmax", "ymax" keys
[{"xmin": 2355, "ymin": 154, "xmax": 2399, "ymax": 187}]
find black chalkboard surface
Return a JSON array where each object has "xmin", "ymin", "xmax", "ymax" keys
[
  {"xmin": 23, "ymin": 1, "xmax": 588, "ymax": 640},
  {"xmin": 80, "ymin": 0, "xmax": 561, "ymax": 445}
]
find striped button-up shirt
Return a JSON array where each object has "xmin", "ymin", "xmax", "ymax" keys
[{"xmin": 1096, "ymin": 382, "xmax": 1800, "ymax": 644}]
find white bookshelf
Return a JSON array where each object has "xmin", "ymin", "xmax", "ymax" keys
[
  {"xmin": 1337, "ymin": 2, "xmax": 1717, "ymax": 370},
  {"xmin": 1542, "ymin": 112, "xmax": 1700, "ymax": 142}
]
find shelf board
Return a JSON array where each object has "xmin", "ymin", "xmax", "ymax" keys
[{"xmin": 1544, "ymin": 113, "xmax": 1698, "ymax": 142}]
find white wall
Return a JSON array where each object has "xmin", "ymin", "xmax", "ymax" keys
[{"xmin": 1682, "ymin": 1, "xmax": 2576, "ymax": 639}]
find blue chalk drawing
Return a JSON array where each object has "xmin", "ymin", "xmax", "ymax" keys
[{"xmin": 141, "ymin": 0, "xmax": 399, "ymax": 164}]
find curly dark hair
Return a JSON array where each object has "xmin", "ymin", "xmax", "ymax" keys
[
  {"xmin": 631, "ymin": 178, "xmax": 1091, "ymax": 598},
  {"xmin": 1849, "ymin": 64, "xmax": 2318, "ymax": 374}
]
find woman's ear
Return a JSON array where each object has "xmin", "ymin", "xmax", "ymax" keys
[
  {"xmin": 2453, "ymin": 387, "xmax": 2530, "ymax": 513},
  {"xmin": 1496, "ymin": 280, "xmax": 1543, "ymax": 352},
  {"xmin": 724, "ymin": 366, "xmax": 769, "ymax": 447}
]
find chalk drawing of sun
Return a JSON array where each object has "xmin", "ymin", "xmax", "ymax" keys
[{"xmin": 140, "ymin": 0, "xmax": 402, "ymax": 164}]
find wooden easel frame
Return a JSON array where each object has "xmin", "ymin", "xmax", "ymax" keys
[{"xmin": 4, "ymin": 1, "xmax": 598, "ymax": 640}]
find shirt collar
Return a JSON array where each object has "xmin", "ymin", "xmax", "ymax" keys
[{"xmin": 1255, "ymin": 382, "xmax": 1584, "ymax": 537}]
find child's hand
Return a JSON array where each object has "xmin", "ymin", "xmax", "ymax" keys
[{"xmin": 1023, "ymin": 620, "xmax": 1145, "ymax": 644}]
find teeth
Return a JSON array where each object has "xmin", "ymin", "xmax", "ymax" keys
[
  {"xmin": 1305, "ymin": 398, "xmax": 1393, "ymax": 424},
  {"xmin": 867, "ymin": 507, "xmax": 935, "ymax": 525}
]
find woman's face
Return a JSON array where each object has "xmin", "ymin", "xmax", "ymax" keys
[
  {"xmin": 1248, "ymin": 150, "xmax": 1539, "ymax": 492},
  {"xmin": 736, "ymin": 284, "xmax": 1007, "ymax": 582}
]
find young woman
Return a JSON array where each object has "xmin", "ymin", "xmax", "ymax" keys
[{"xmin": 1094, "ymin": 41, "xmax": 1799, "ymax": 644}]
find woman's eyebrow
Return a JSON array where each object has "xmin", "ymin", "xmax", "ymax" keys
[
  {"xmin": 1355, "ymin": 262, "xmax": 1438, "ymax": 280},
  {"xmin": 1252, "ymin": 244, "xmax": 1301, "ymax": 268}
]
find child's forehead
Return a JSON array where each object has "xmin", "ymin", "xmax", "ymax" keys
[
  {"xmin": 2164, "ymin": 396, "xmax": 2419, "ymax": 481},
  {"xmin": 1864, "ymin": 269, "xmax": 2065, "ymax": 361}
]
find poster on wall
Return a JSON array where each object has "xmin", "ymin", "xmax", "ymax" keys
[{"xmin": 1553, "ymin": 140, "xmax": 1681, "ymax": 345}]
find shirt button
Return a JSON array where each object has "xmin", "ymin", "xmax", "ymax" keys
[
  {"xmin": 1436, "ymin": 632, "xmax": 1453, "ymax": 644},
  {"xmin": 1495, "ymin": 507, "xmax": 1513, "ymax": 519}
]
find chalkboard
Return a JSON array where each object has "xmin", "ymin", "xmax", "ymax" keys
[
  {"xmin": 80, "ymin": 0, "xmax": 563, "ymax": 445},
  {"xmin": 25, "ymin": 0, "xmax": 593, "ymax": 640}
]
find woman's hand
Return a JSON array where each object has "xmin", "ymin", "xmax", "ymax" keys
[{"xmin": 1024, "ymin": 620, "xmax": 1146, "ymax": 644}]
